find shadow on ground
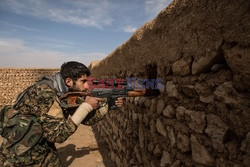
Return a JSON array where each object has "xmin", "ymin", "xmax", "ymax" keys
[
  {"xmin": 91, "ymin": 124, "xmax": 116, "ymax": 167},
  {"xmin": 57, "ymin": 144, "xmax": 100, "ymax": 166}
]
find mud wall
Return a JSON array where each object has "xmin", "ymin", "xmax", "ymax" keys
[
  {"xmin": 0, "ymin": 68, "xmax": 59, "ymax": 108},
  {"xmin": 90, "ymin": 0, "xmax": 250, "ymax": 166}
]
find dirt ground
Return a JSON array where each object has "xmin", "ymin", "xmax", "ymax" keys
[{"xmin": 55, "ymin": 124, "xmax": 116, "ymax": 167}]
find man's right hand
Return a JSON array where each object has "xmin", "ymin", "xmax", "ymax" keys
[{"xmin": 84, "ymin": 96, "xmax": 105, "ymax": 109}]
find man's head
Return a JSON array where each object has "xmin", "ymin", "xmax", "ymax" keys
[{"xmin": 60, "ymin": 61, "xmax": 91, "ymax": 92}]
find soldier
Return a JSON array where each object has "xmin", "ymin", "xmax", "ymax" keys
[{"xmin": 0, "ymin": 61, "xmax": 123, "ymax": 166}]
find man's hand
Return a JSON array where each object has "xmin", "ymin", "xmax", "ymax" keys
[
  {"xmin": 85, "ymin": 96, "xmax": 105, "ymax": 109},
  {"xmin": 115, "ymin": 97, "xmax": 124, "ymax": 108}
]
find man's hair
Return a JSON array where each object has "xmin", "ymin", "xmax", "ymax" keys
[{"xmin": 60, "ymin": 61, "xmax": 91, "ymax": 81}]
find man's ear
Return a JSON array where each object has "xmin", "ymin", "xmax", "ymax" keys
[{"xmin": 65, "ymin": 78, "xmax": 73, "ymax": 87}]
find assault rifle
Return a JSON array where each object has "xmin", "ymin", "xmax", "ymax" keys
[{"xmin": 59, "ymin": 79, "xmax": 160, "ymax": 110}]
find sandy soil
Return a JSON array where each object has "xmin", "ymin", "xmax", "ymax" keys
[{"xmin": 56, "ymin": 124, "xmax": 115, "ymax": 167}]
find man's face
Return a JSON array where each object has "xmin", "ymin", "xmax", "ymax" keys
[{"xmin": 68, "ymin": 74, "xmax": 90, "ymax": 92}]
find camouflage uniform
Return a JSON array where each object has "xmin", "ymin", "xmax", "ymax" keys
[{"xmin": 0, "ymin": 81, "xmax": 108, "ymax": 166}]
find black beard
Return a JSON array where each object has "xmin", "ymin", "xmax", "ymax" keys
[{"xmin": 68, "ymin": 83, "xmax": 81, "ymax": 92}]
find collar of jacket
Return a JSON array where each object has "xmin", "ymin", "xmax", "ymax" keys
[
  {"xmin": 13, "ymin": 73, "xmax": 68, "ymax": 107},
  {"xmin": 42, "ymin": 72, "xmax": 68, "ymax": 97}
]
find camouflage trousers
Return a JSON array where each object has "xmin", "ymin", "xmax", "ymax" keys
[{"xmin": 0, "ymin": 143, "xmax": 62, "ymax": 167}]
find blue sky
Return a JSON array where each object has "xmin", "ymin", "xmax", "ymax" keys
[{"xmin": 0, "ymin": 0, "xmax": 172, "ymax": 68}]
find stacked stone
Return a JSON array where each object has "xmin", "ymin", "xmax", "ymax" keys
[
  {"xmin": 0, "ymin": 68, "xmax": 59, "ymax": 108},
  {"xmin": 97, "ymin": 67, "xmax": 249, "ymax": 166},
  {"xmin": 91, "ymin": 0, "xmax": 250, "ymax": 166}
]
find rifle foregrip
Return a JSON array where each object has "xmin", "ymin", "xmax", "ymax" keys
[{"xmin": 127, "ymin": 90, "xmax": 146, "ymax": 96}]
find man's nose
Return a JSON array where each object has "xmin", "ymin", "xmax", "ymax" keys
[{"xmin": 84, "ymin": 82, "xmax": 90, "ymax": 90}]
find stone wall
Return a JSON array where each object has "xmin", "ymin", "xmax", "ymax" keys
[
  {"xmin": 0, "ymin": 68, "xmax": 59, "ymax": 108},
  {"xmin": 90, "ymin": 0, "xmax": 250, "ymax": 166},
  {"xmin": 0, "ymin": 0, "xmax": 249, "ymax": 166}
]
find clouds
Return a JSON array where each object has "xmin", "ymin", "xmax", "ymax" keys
[
  {"xmin": 0, "ymin": 0, "xmax": 172, "ymax": 32},
  {"xmin": 0, "ymin": 21, "xmax": 39, "ymax": 32},
  {"xmin": 123, "ymin": 25, "xmax": 138, "ymax": 33},
  {"xmin": 0, "ymin": 38, "xmax": 61, "ymax": 67},
  {"xmin": 0, "ymin": 0, "xmax": 113, "ymax": 29},
  {"xmin": 145, "ymin": 0, "xmax": 172, "ymax": 18},
  {"xmin": 0, "ymin": 0, "xmax": 173, "ymax": 68},
  {"xmin": 0, "ymin": 38, "xmax": 106, "ymax": 68}
]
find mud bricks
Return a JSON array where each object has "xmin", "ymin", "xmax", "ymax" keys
[
  {"xmin": 90, "ymin": 0, "xmax": 250, "ymax": 166},
  {"xmin": 96, "ymin": 72, "xmax": 250, "ymax": 167},
  {"xmin": 0, "ymin": 68, "xmax": 59, "ymax": 108}
]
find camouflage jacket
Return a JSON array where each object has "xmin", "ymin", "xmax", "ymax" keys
[{"xmin": 0, "ymin": 78, "xmax": 108, "ymax": 166}]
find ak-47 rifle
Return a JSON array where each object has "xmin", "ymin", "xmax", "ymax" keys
[{"xmin": 59, "ymin": 79, "xmax": 160, "ymax": 110}]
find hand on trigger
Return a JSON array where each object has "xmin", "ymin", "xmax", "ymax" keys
[
  {"xmin": 115, "ymin": 97, "xmax": 124, "ymax": 108},
  {"xmin": 84, "ymin": 96, "xmax": 105, "ymax": 109}
]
